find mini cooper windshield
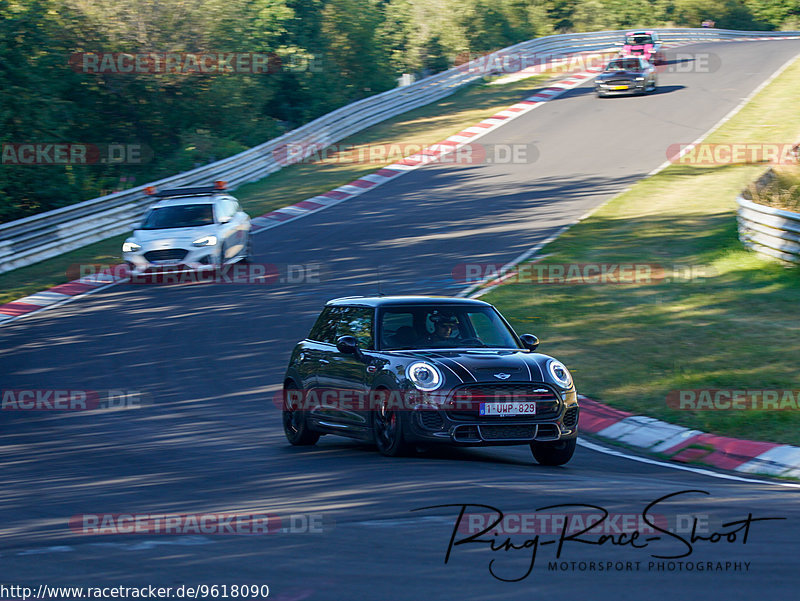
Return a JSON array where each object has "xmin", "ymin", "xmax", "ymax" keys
[
  {"xmin": 141, "ymin": 204, "xmax": 215, "ymax": 229},
  {"xmin": 379, "ymin": 305, "xmax": 520, "ymax": 350}
]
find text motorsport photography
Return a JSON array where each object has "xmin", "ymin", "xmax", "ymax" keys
[{"xmin": 415, "ymin": 491, "xmax": 783, "ymax": 581}]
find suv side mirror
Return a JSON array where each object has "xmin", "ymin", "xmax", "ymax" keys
[
  {"xmin": 519, "ymin": 334, "xmax": 539, "ymax": 351},
  {"xmin": 336, "ymin": 335, "xmax": 363, "ymax": 360}
]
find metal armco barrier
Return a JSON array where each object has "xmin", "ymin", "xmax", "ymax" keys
[
  {"xmin": 1, "ymin": 28, "xmax": 798, "ymax": 274},
  {"xmin": 737, "ymin": 169, "xmax": 800, "ymax": 264}
]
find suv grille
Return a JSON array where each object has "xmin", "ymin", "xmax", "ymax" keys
[
  {"xmin": 446, "ymin": 384, "xmax": 560, "ymax": 421},
  {"xmin": 144, "ymin": 249, "xmax": 188, "ymax": 262}
]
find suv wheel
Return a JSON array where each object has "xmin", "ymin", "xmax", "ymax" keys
[
  {"xmin": 240, "ymin": 235, "xmax": 252, "ymax": 264},
  {"xmin": 282, "ymin": 384, "xmax": 320, "ymax": 446},
  {"xmin": 373, "ymin": 391, "xmax": 412, "ymax": 457},
  {"xmin": 530, "ymin": 438, "xmax": 576, "ymax": 466}
]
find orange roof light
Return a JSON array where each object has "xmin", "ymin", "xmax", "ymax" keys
[
  {"xmin": 144, "ymin": 186, "xmax": 156, "ymax": 195},
  {"xmin": 214, "ymin": 180, "xmax": 227, "ymax": 190}
]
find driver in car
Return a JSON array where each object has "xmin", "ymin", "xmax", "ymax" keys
[{"xmin": 424, "ymin": 311, "xmax": 459, "ymax": 345}]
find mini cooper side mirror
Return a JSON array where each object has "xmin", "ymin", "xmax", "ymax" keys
[
  {"xmin": 519, "ymin": 334, "xmax": 539, "ymax": 351},
  {"xmin": 336, "ymin": 335, "xmax": 363, "ymax": 359}
]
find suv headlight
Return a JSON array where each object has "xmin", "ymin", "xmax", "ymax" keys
[
  {"xmin": 548, "ymin": 360, "xmax": 572, "ymax": 388},
  {"xmin": 122, "ymin": 240, "xmax": 141, "ymax": 253},
  {"xmin": 192, "ymin": 235, "xmax": 218, "ymax": 247},
  {"xmin": 406, "ymin": 361, "xmax": 443, "ymax": 391}
]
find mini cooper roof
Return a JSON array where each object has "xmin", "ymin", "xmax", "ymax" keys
[{"xmin": 325, "ymin": 295, "xmax": 491, "ymax": 308}]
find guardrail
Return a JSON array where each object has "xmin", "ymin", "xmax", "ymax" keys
[
  {"xmin": 1, "ymin": 27, "xmax": 798, "ymax": 274},
  {"xmin": 737, "ymin": 169, "xmax": 800, "ymax": 264}
]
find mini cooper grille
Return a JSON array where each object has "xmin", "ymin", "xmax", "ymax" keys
[
  {"xmin": 446, "ymin": 384, "xmax": 560, "ymax": 421},
  {"xmin": 453, "ymin": 425, "xmax": 480, "ymax": 442},
  {"xmin": 479, "ymin": 424, "xmax": 536, "ymax": 441},
  {"xmin": 535, "ymin": 424, "xmax": 560, "ymax": 441},
  {"xmin": 563, "ymin": 406, "xmax": 579, "ymax": 428},
  {"xmin": 144, "ymin": 249, "xmax": 188, "ymax": 262},
  {"xmin": 419, "ymin": 410, "xmax": 445, "ymax": 431}
]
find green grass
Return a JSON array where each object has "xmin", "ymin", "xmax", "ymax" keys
[
  {"xmin": 484, "ymin": 57, "xmax": 800, "ymax": 445},
  {"xmin": 0, "ymin": 73, "xmax": 549, "ymax": 305}
]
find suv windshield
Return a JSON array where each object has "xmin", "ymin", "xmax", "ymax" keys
[
  {"xmin": 141, "ymin": 204, "xmax": 214, "ymax": 229},
  {"xmin": 606, "ymin": 59, "xmax": 641, "ymax": 71},
  {"xmin": 379, "ymin": 305, "xmax": 520, "ymax": 350}
]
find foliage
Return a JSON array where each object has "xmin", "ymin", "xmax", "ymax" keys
[{"xmin": 1, "ymin": 0, "xmax": 797, "ymax": 222}]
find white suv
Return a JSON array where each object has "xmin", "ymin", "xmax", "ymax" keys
[{"xmin": 122, "ymin": 183, "xmax": 251, "ymax": 274}]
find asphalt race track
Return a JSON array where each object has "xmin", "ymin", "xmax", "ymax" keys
[{"xmin": 2, "ymin": 40, "xmax": 800, "ymax": 600}]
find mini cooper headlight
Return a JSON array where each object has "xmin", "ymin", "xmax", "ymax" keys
[
  {"xmin": 192, "ymin": 235, "xmax": 218, "ymax": 247},
  {"xmin": 548, "ymin": 360, "xmax": 572, "ymax": 388},
  {"xmin": 406, "ymin": 361, "xmax": 443, "ymax": 391},
  {"xmin": 122, "ymin": 240, "xmax": 141, "ymax": 253}
]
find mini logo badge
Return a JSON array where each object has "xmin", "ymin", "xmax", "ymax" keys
[{"xmin": 494, "ymin": 373, "xmax": 511, "ymax": 380}]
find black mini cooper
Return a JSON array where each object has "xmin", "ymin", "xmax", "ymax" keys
[
  {"xmin": 281, "ymin": 296, "xmax": 579, "ymax": 465},
  {"xmin": 595, "ymin": 56, "xmax": 657, "ymax": 97}
]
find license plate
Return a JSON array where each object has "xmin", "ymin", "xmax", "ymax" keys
[
  {"xmin": 480, "ymin": 402, "xmax": 536, "ymax": 416},
  {"xmin": 612, "ymin": 85, "xmax": 629, "ymax": 90},
  {"xmin": 152, "ymin": 259, "xmax": 181, "ymax": 265}
]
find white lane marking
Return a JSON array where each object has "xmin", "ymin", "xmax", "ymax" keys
[
  {"xmin": 646, "ymin": 50, "xmax": 800, "ymax": 177},
  {"xmin": 577, "ymin": 438, "xmax": 800, "ymax": 489},
  {"xmin": 462, "ymin": 49, "xmax": 800, "ymax": 300},
  {"xmin": 4, "ymin": 42, "xmax": 797, "ymax": 330},
  {"xmin": 460, "ymin": 225, "xmax": 571, "ymax": 298}
]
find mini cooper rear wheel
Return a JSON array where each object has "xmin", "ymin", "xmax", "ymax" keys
[
  {"xmin": 282, "ymin": 384, "xmax": 320, "ymax": 446},
  {"xmin": 372, "ymin": 390, "xmax": 412, "ymax": 457},
  {"xmin": 531, "ymin": 438, "xmax": 576, "ymax": 466}
]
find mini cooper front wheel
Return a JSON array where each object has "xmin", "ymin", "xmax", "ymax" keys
[
  {"xmin": 530, "ymin": 438, "xmax": 576, "ymax": 466},
  {"xmin": 372, "ymin": 390, "xmax": 412, "ymax": 457},
  {"xmin": 282, "ymin": 384, "xmax": 320, "ymax": 446}
]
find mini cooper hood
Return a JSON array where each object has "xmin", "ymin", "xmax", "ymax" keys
[
  {"xmin": 400, "ymin": 349, "xmax": 549, "ymax": 382},
  {"xmin": 133, "ymin": 224, "xmax": 217, "ymax": 243}
]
